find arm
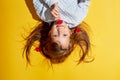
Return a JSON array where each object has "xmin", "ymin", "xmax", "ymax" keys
[
  {"xmin": 50, "ymin": 3, "xmax": 60, "ymax": 20},
  {"xmin": 33, "ymin": 0, "xmax": 60, "ymax": 22},
  {"xmin": 33, "ymin": 0, "xmax": 45, "ymax": 18},
  {"xmin": 43, "ymin": 0, "xmax": 58, "ymax": 7},
  {"xmin": 78, "ymin": 0, "xmax": 90, "ymax": 8}
]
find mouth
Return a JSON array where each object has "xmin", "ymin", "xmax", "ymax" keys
[
  {"xmin": 57, "ymin": 25, "xmax": 64, "ymax": 27},
  {"xmin": 56, "ymin": 19, "xmax": 63, "ymax": 25}
]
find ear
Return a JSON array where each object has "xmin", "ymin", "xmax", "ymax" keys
[{"xmin": 70, "ymin": 28, "xmax": 75, "ymax": 34}]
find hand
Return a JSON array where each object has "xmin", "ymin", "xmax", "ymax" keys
[{"xmin": 50, "ymin": 3, "xmax": 60, "ymax": 20}]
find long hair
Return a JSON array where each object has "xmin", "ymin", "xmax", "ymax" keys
[
  {"xmin": 23, "ymin": 21, "xmax": 92, "ymax": 64},
  {"xmin": 71, "ymin": 22, "xmax": 92, "ymax": 64}
]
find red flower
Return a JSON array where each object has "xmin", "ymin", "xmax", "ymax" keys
[
  {"xmin": 35, "ymin": 47, "xmax": 41, "ymax": 52},
  {"xmin": 57, "ymin": 19, "xmax": 63, "ymax": 25},
  {"xmin": 75, "ymin": 27, "xmax": 80, "ymax": 33}
]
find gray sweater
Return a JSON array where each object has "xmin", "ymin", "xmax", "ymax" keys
[{"xmin": 33, "ymin": 0, "xmax": 90, "ymax": 28}]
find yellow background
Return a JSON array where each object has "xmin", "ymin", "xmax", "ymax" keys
[{"xmin": 0, "ymin": 0, "xmax": 120, "ymax": 80}]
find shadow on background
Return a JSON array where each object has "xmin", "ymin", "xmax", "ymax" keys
[{"xmin": 24, "ymin": 0, "xmax": 41, "ymax": 21}]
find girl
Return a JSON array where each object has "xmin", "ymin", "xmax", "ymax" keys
[{"xmin": 23, "ymin": 0, "xmax": 92, "ymax": 64}]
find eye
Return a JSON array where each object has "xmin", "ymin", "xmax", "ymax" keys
[
  {"xmin": 63, "ymin": 34, "xmax": 67, "ymax": 36},
  {"xmin": 53, "ymin": 35, "xmax": 58, "ymax": 37}
]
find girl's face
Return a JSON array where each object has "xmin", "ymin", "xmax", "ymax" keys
[{"xmin": 49, "ymin": 21, "xmax": 72, "ymax": 49}]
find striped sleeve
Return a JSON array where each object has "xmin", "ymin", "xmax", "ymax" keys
[{"xmin": 33, "ymin": 0, "xmax": 44, "ymax": 18}]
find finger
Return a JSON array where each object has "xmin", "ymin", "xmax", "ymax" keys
[
  {"xmin": 51, "ymin": 11, "xmax": 59, "ymax": 17},
  {"xmin": 53, "ymin": 10, "xmax": 59, "ymax": 15},
  {"xmin": 54, "ymin": 3, "xmax": 59, "ymax": 12},
  {"xmin": 54, "ymin": 8, "xmax": 59, "ymax": 13},
  {"xmin": 50, "ymin": 9, "xmax": 60, "ymax": 16},
  {"xmin": 51, "ymin": 11, "xmax": 60, "ymax": 19}
]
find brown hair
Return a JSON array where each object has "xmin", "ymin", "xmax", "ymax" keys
[{"xmin": 23, "ymin": 21, "xmax": 92, "ymax": 64}]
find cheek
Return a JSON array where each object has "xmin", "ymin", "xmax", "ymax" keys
[
  {"xmin": 49, "ymin": 27, "xmax": 56, "ymax": 36},
  {"xmin": 61, "ymin": 37, "xmax": 70, "ymax": 45},
  {"xmin": 62, "ymin": 40, "xmax": 70, "ymax": 49},
  {"xmin": 64, "ymin": 27, "xmax": 71, "ymax": 34},
  {"xmin": 48, "ymin": 30, "xmax": 52, "ymax": 38}
]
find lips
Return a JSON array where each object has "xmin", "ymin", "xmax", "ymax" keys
[
  {"xmin": 56, "ymin": 19, "xmax": 63, "ymax": 27},
  {"xmin": 57, "ymin": 19, "xmax": 63, "ymax": 25}
]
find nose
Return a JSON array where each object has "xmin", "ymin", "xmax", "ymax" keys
[
  {"xmin": 58, "ymin": 27, "xmax": 63, "ymax": 31},
  {"xmin": 57, "ymin": 28, "xmax": 63, "ymax": 35}
]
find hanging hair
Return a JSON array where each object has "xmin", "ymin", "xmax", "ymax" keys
[
  {"xmin": 23, "ymin": 21, "xmax": 93, "ymax": 64},
  {"xmin": 71, "ymin": 22, "xmax": 92, "ymax": 64}
]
